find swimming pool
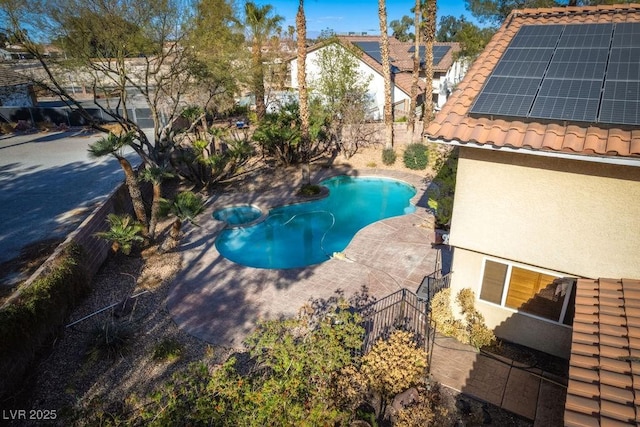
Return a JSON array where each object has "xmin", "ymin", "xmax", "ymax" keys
[{"xmin": 214, "ymin": 176, "xmax": 417, "ymax": 269}]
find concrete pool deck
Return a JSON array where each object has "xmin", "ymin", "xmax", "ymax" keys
[{"xmin": 166, "ymin": 168, "xmax": 440, "ymax": 347}]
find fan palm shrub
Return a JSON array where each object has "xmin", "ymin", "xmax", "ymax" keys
[{"xmin": 95, "ymin": 214, "xmax": 145, "ymax": 255}]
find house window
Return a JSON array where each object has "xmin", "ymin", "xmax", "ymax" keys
[{"xmin": 480, "ymin": 260, "xmax": 575, "ymax": 325}]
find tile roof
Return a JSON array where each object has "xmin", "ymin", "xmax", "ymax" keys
[
  {"xmin": 424, "ymin": 5, "xmax": 640, "ymax": 159},
  {"xmin": 565, "ymin": 278, "xmax": 640, "ymax": 426},
  {"xmin": 304, "ymin": 36, "xmax": 460, "ymax": 96}
]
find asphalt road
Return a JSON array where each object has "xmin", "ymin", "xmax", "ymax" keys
[{"xmin": 0, "ymin": 129, "xmax": 140, "ymax": 280}]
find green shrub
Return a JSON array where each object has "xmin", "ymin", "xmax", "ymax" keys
[
  {"xmin": 95, "ymin": 214, "xmax": 145, "ymax": 255},
  {"xmin": 403, "ymin": 143, "xmax": 429, "ymax": 170},
  {"xmin": 381, "ymin": 148, "xmax": 397, "ymax": 165},
  {"xmin": 430, "ymin": 149, "xmax": 458, "ymax": 229},
  {"xmin": 299, "ymin": 184, "xmax": 322, "ymax": 197},
  {"xmin": 153, "ymin": 338, "xmax": 184, "ymax": 361},
  {"xmin": 87, "ymin": 320, "xmax": 135, "ymax": 361}
]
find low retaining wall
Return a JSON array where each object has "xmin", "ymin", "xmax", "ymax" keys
[
  {"xmin": 0, "ymin": 179, "xmax": 148, "ymax": 398},
  {"xmin": 4, "ymin": 181, "xmax": 137, "ymax": 307}
]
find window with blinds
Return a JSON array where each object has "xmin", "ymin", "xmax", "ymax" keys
[{"xmin": 479, "ymin": 260, "xmax": 574, "ymax": 325}]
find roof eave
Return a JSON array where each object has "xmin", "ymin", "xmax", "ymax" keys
[{"xmin": 426, "ymin": 137, "xmax": 640, "ymax": 168}]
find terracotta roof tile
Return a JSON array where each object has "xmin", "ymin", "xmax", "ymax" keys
[
  {"xmin": 566, "ymin": 278, "xmax": 640, "ymax": 426},
  {"xmin": 570, "ymin": 366, "xmax": 599, "ymax": 383},
  {"xmin": 600, "ymin": 401, "xmax": 635, "ymax": 423},
  {"xmin": 565, "ymin": 410, "xmax": 600, "ymax": 427},
  {"xmin": 601, "ymin": 384, "xmax": 635, "ymax": 405},
  {"xmin": 424, "ymin": 5, "xmax": 640, "ymax": 161},
  {"xmin": 584, "ymin": 127, "xmax": 609, "ymax": 154}
]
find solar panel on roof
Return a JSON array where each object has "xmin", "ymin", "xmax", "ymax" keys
[
  {"xmin": 469, "ymin": 22, "xmax": 640, "ymax": 127},
  {"xmin": 509, "ymin": 24, "xmax": 563, "ymax": 48},
  {"xmin": 353, "ymin": 41, "xmax": 383, "ymax": 64},
  {"xmin": 612, "ymin": 22, "xmax": 640, "ymax": 47},
  {"xmin": 407, "ymin": 45, "xmax": 451, "ymax": 65},
  {"xmin": 544, "ymin": 48, "xmax": 608, "ymax": 80},
  {"xmin": 607, "ymin": 47, "xmax": 640, "ymax": 80},
  {"xmin": 530, "ymin": 79, "xmax": 602, "ymax": 122},
  {"xmin": 556, "ymin": 23, "xmax": 613, "ymax": 49}
]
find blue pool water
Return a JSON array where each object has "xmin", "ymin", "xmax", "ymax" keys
[{"xmin": 215, "ymin": 176, "xmax": 417, "ymax": 269}]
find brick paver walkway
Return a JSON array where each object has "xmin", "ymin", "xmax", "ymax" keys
[{"xmin": 166, "ymin": 167, "xmax": 567, "ymax": 424}]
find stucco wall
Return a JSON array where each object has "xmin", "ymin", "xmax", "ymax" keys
[
  {"xmin": 449, "ymin": 247, "xmax": 573, "ymax": 358},
  {"xmin": 450, "ymin": 147, "xmax": 640, "ymax": 279},
  {"xmin": 446, "ymin": 147, "xmax": 640, "ymax": 358}
]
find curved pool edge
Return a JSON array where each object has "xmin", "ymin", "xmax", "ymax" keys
[{"xmin": 214, "ymin": 175, "xmax": 420, "ymax": 269}]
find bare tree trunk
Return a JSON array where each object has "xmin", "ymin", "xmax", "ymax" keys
[
  {"xmin": 160, "ymin": 220, "xmax": 182, "ymax": 253},
  {"xmin": 148, "ymin": 182, "xmax": 162, "ymax": 240},
  {"xmin": 379, "ymin": 0, "xmax": 394, "ymax": 149},
  {"xmin": 116, "ymin": 155, "xmax": 149, "ymax": 236},
  {"xmin": 423, "ymin": 0, "xmax": 437, "ymax": 123},
  {"xmin": 297, "ymin": 0, "xmax": 311, "ymax": 185},
  {"xmin": 253, "ymin": 42, "xmax": 266, "ymax": 119},
  {"xmin": 407, "ymin": 0, "xmax": 422, "ymax": 139}
]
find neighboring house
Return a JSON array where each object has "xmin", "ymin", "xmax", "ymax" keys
[
  {"xmin": 0, "ymin": 66, "xmax": 36, "ymax": 107},
  {"xmin": 424, "ymin": 4, "xmax": 640, "ymax": 425},
  {"xmin": 290, "ymin": 36, "xmax": 467, "ymax": 120}
]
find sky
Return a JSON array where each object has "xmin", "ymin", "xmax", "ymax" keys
[{"xmin": 250, "ymin": 0, "xmax": 481, "ymax": 37}]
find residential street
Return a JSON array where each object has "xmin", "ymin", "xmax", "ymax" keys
[{"xmin": 0, "ymin": 129, "xmax": 139, "ymax": 282}]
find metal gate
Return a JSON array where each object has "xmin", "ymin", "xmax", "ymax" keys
[{"xmin": 360, "ymin": 288, "xmax": 435, "ymax": 369}]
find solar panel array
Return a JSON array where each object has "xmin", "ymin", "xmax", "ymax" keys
[
  {"xmin": 352, "ymin": 41, "xmax": 384, "ymax": 64},
  {"xmin": 469, "ymin": 23, "xmax": 640, "ymax": 126},
  {"xmin": 407, "ymin": 45, "xmax": 452, "ymax": 65}
]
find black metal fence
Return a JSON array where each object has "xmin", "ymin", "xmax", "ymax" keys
[
  {"xmin": 360, "ymin": 288, "xmax": 434, "ymax": 365},
  {"xmin": 416, "ymin": 270, "xmax": 452, "ymax": 306}
]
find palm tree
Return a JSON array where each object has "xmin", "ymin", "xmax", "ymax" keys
[
  {"xmin": 159, "ymin": 191, "xmax": 205, "ymax": 253},
  {"xmin": 407, "ymin": 0, "xmax": 422, "ymax": 137},
  {"xmin": 244, "ymin": 1, "xmax": 284, "ymax": 120},
  {"xmin": 139, "ymin": 165, "xmax": 173, "ymax": 240},
  {"xmin": 296, "ymin": 0, "xmax": 311, "ymax": 184},
  {"xmin": 88, "ymin": 132, "xmax": 149, "ymax": 235},
  {"xmin": 423, "ymin": 0, "xmax": 437, "ymax": 123},
  {"xmin": 378, "ymin": 0, "xmax": 394, "ymax": 149},
  {"xmin": 95, "ymin": 214, "xmax": 144, "ymax": 255}
]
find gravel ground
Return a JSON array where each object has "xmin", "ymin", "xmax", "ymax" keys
[{"xmin": 6, "ymin": 145, "xmax": 532, "ymax": 426}]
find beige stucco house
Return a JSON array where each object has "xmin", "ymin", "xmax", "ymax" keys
[
  {"xmin": 426, "ymin": 6, "xmax": 640, "ymax": 423},
  {"xmin": 424, "ymin": 4, "xmax": 640, "ymax": 362}
]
